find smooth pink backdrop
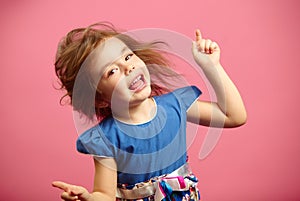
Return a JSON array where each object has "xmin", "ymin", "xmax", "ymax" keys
[{"xmin": 1, "ymin": 0, "xmax": 299, "ymax": 200}]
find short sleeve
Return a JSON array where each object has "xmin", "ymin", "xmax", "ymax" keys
[
  {"xmin": 76, "ymin": 126, "xmax": 114, "ymax": 158},
  {"xmin": 172, "ymin": 86, "xmax": 202, "ymax": 111}
]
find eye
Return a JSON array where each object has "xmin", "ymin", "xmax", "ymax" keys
[
  {"xmin": 107, "ymin": 68, "xmax": 118, "ymax": 77},
  {"xmin": 125, "ymin": 53, "xmax": 133, "ymax": 61}
]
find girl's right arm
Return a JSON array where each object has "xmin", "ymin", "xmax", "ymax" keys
[{"xmin": 52, "ymin": 157, "xmax": 117, "ymax": 201}]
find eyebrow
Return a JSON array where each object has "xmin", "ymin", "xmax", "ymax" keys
[{"xmin": 121, "ymin": 46, "xmax": 129, "ymax": 54}]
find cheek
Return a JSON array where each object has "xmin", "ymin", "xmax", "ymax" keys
[
  {"xmin": 101, "ymin": 78, "xmax": 126, "ymax": 99},
  {"xmin": 141, "ymin": 66, "xmax": 151, "ymax": 81},
  {"xmin": 97, "ymin": 81, "xmax": 114, "ymax": 100}
]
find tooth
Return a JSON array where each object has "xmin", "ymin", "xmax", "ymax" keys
[{"xmin": 131, "ymin": 75, "xmax": 141, "ymax": 86}]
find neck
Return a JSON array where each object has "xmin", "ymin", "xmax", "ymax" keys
[{"xmin": 112, "ymin": 97, "xmax": 156, "ymax": 124}]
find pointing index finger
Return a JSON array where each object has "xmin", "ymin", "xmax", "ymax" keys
[
  {"xmin": 195, "ymin": 29, "xmax": 202, "ymax": 41},
  {"xmin": 52, "ymin": 181, "xmax": 70, "ymax": 192}
]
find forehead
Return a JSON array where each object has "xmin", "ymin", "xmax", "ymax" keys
[{"xmin": 100, "ymin": 37, "xmax": 128, "ymax": 57}]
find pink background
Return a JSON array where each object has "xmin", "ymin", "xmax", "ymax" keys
[{"xmin": 1, "ymin": 0, "xmax": 299, "ymax": 200}]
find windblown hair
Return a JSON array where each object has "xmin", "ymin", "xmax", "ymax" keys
[{"xmin": 55, "ymin": 22, "xmax": 179, "ymax": 121}]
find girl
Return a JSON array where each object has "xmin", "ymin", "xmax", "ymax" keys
[{"xmin": 52, "ymin": 22, "xmax": 246, "ymax": 201}]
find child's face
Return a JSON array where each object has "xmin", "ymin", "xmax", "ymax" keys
[{"xmin": 91, "ymin": 37, "xmax": 151, "ymax": 108}]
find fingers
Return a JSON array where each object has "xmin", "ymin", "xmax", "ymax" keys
[
  {"xmin": 194, "ymin": 29, "xmax": 219, "ymax": 54},
  {"xmin": 61, "ymin": 191, "xmax": 79, "ymax": 201},
  {"xmin": 52, "ymin": 181, "xmax": 86, "ymax": 201},
  {"xmin": 196, "ymin": 39, "xmax": 217, "ymax": 54},
  {"xmin": 69, "ymin": 185, "xmax": 86, "ymax": 196},
  {"xmin": 195, "ymin": 29, "xmax": 202, "ymax": 41},
  {"xmin": 52, "ymin": 181, "xmax": 71, "ymax": 192},
  {"xmin": 205, "ymin": 39, "xmax": 218, "ymax": 54}
]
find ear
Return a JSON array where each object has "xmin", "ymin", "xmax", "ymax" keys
[{"xmin": 95, "ymin": 89, "xmax": 110, "ymax": 108}]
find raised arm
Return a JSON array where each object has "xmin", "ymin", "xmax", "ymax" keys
[{"xmin": 187, "ymin": 29, "xmax": 247, "ymax": 128}]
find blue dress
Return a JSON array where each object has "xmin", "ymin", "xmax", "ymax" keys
[{"xmin": 77, "ymin": 86, "xmax": 202, "ymax": 201}]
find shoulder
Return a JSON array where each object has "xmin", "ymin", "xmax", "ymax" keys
[
  {"xmin": 76, "ymin": 117, "xmax": 115, "ymax": 157},
  {"xmin": 173, "ymin": 85, "xmax": 202, "ymax": 97},
  {"xmin": 155, "ymin": 86, "xmax": 202, "ymax": 110}
]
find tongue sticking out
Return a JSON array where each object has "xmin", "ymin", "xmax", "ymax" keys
[{"xmin": 129, "ymin": 75, "xmax": 145, "ymax": 91}]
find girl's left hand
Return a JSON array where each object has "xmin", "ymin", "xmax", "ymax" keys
[
  {"xmin": 192, "ymin": 29, "xmax": 220, "ymax": 68},
  {"xmin": 52, "ymin": 181, "xmax": 91, "ymax": 201}
]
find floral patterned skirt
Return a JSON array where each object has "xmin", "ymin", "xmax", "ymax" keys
[{"xmin": 116, "ymin": 164, "xmax": 200, "ymax": 201}]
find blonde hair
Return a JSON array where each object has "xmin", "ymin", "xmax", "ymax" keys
[{"xmin": 55, "ymin": 22, "xmax": 179, "ymax": 121}]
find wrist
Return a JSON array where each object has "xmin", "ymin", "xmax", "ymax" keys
[
  {"xmin": 198, "ymin": 61, "xmax": 222, "ymax": 73},
  {"xmin": 89, "ymin": 194, "xmax": 97, "ymax": 201},
  {"xmin": 82, "ymin": 192, "xmax": 93, "ymax": 201}
]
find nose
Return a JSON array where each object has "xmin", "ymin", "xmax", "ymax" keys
[{"xmin": 124, "ymin": 64, "xmax": 135, "ymax": 75}]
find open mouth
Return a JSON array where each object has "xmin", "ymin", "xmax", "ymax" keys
[{"xmin": 129, "ymin": 74, "xmax": 146, "ymax": 91}]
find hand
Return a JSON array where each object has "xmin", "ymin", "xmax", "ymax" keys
[
  {"xmin": 52, "ymin": 181, "xmax": 91, "ymax": 201},
  {"xmin": 192, "ymin": 29, "xmax": 221, "ymax": 68}
]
